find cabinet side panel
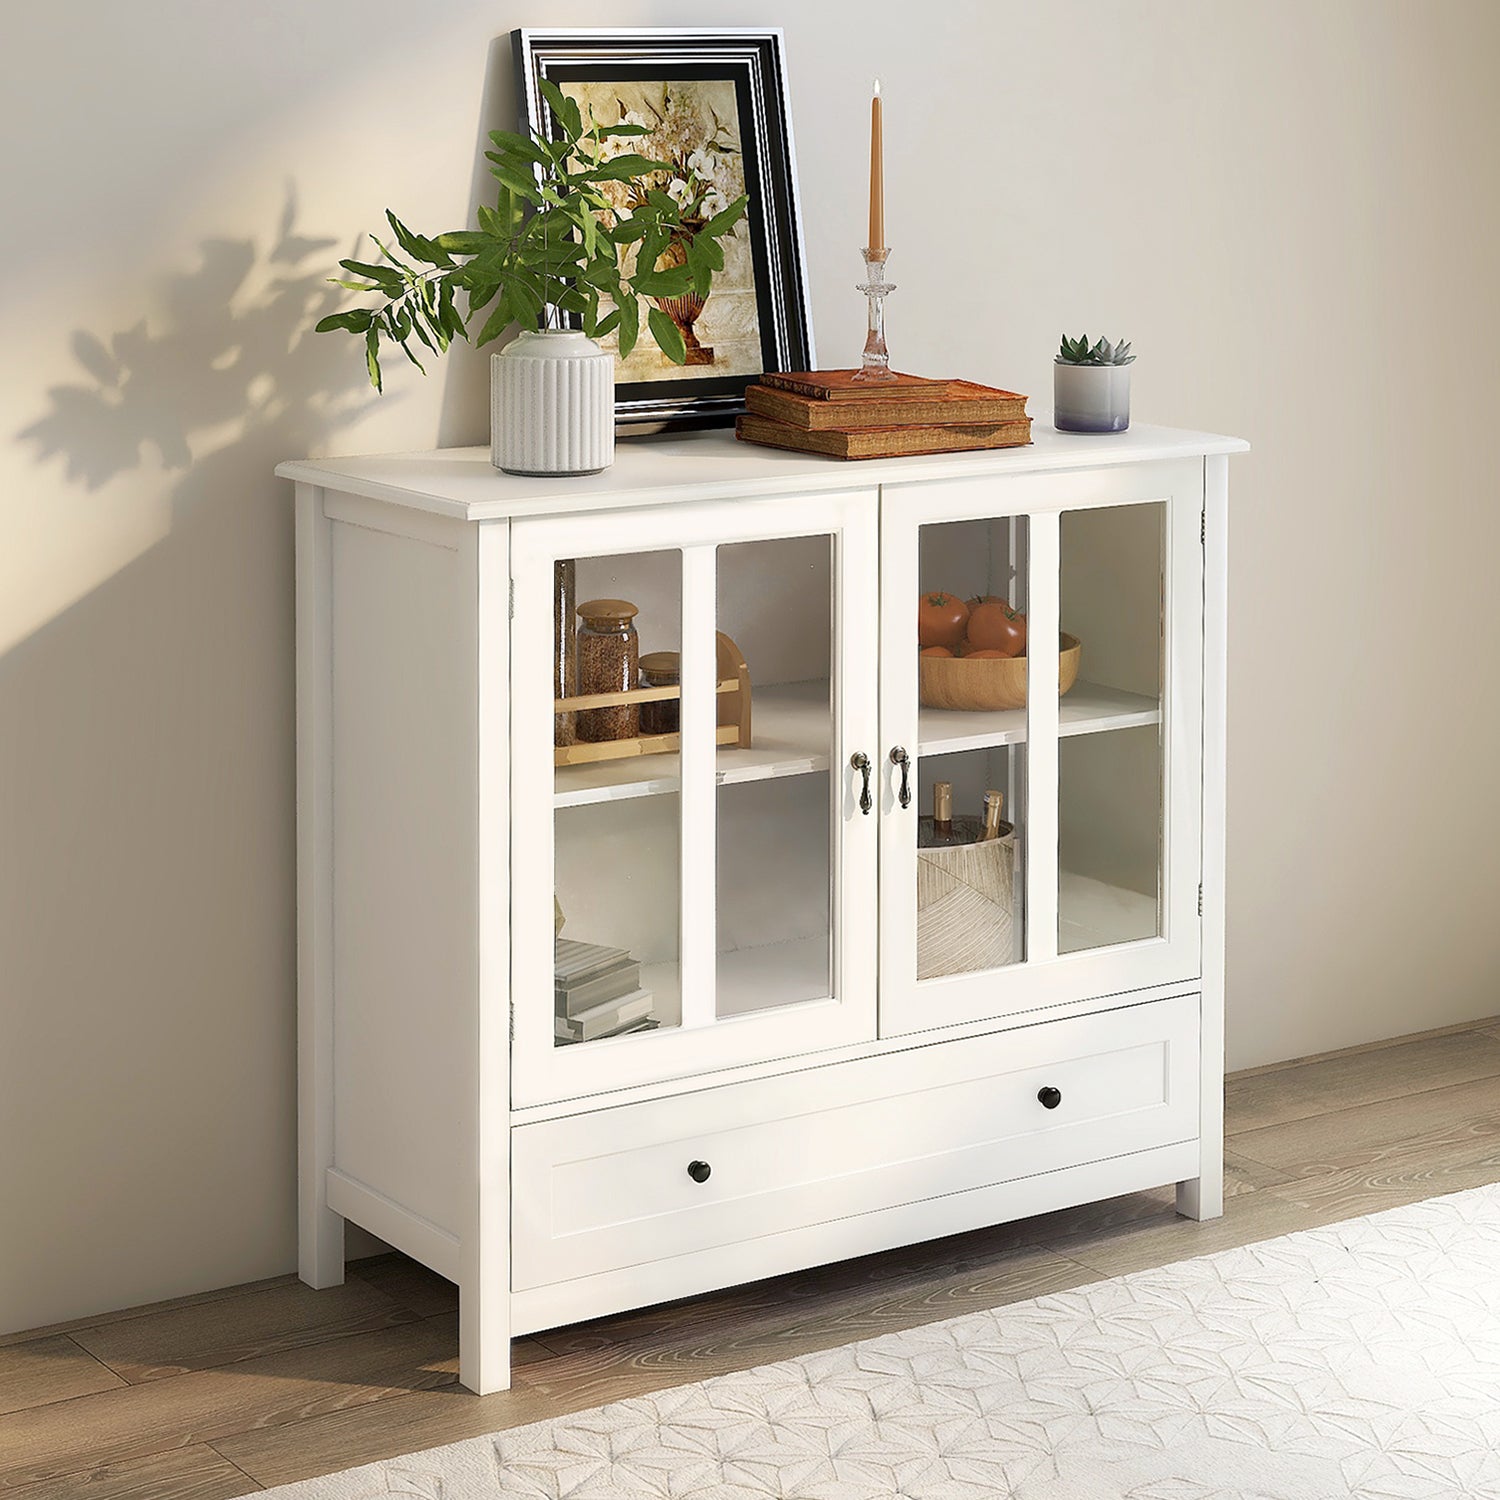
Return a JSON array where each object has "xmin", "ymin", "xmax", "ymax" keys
[
  {"xmin": 331, "ymin": 520, "xmax": 468, "ymax": 1236},
  {"xmin": 1182, "ymin": 455, "xmax": 1228, "ymax": 1220},
  {"xmin": 297, "ymin": 484, "xmax": 343, "ymax": 1287}
]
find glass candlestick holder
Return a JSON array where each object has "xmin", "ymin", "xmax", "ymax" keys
[{"xmin": 852, "ymin": 247, "xmax": 896, "ymax": 382}]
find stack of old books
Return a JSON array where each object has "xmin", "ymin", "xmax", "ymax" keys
[
  {"xmin": 735, "ymin": 371, "xmax": 1031, "ymax": 460},
  {"xmin": 555, "ymin": 938, "xmax": 656, "ymax": 1044}
]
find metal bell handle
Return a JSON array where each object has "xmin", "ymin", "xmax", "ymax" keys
[
  {"xmin": 889, "ymin": 746, "xmax": 911, "ymax": 809},
  {"xmin": 850, "ymin": 752, "xmax": 873, "ymax": 815}
]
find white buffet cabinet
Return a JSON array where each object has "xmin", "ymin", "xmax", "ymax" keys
[{"xmin": 280, "ymin": 422, "xmax": 1244, "ymax": 1394}]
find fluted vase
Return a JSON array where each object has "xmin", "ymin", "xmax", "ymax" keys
[{"xmin": 491, "ymin": 330, "xmax": 614, "ymax": 477}]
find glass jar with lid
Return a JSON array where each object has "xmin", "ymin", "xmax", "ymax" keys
[
  {"xmin": 638, "ymin": 651, "xmax": 681, "ymax": 735},
  {"xmin": 576, "ymin": 598, "xmax": 639, "ymax": 741}
]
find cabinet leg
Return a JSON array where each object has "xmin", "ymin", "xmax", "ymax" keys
[
  {"xmin": 1176, "ymin": 1169, "xmax": 1223, "ymax": 1223},
  {"xmin": 299, "ymin": 1199, "xmax": 346, "ymax": 1289},
  {"xmin": 459, "ymin": 1284, "xmax": 512, "ymax": 1395}
]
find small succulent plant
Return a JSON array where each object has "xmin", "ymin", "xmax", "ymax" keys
[{"xmin": 1056, "ymin": 335, "xmax": 1135, "ymax": 366}]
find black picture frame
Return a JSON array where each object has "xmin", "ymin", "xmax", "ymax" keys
[{"xmin": 514, "ymin": 28, "xmax": 815, "ymax": 433}]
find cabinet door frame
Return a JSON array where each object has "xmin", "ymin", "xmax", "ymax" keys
[
  {"xmin": 509, "ymin": 489, "xmax": 879, "ymax": 1108},
  {"xmin": 878, "ymin": 459, "xmax": 1204, "ymax": 1036}
]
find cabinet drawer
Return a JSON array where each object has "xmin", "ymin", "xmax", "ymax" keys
[{"xmin": 512, "ymin": 994, "xmax": 1199, "ymax": 1291}]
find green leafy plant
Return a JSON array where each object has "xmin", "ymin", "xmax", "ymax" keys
[
  {"xmin": 1056, "ymin": 335, "xmax": 1135, "ymax": 367},
  {"xmin": 316, "ymin": 79, "xmax": 748, "ymax": 390}
]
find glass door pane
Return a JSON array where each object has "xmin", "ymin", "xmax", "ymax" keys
[
  {"xmin": 914, "ymin": 514, "xmax": 1029, "ymax": 980},
  {"xmin": 1057, "ymin": 502, "xmax": 1165, "ymax": 953},
  {"xmin": 553, "ymin": 548, "xmax": 682, "ymax": 1047},
  {"xmin": 516, "ymin": 486, "xmax": 879, "ymax": 1106},
  {"xmin": 714, "ymin": 535, "xmax": 835, "ymax": 1016}
]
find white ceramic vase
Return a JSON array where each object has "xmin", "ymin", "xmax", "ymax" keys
[
  {"xmin": 491, "ymin": 329, "xmax": 614, "ymax": 476},
  {"xmin": 1053, "ymin": 362, "xmax": 1131, "ymax": 433}
]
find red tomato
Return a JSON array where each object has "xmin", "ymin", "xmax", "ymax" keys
[
  {"xmin": 967, "ymin": 598, "xmax": 1027, "ymax": 655},
  {"xmin": 918, "ymin": 592, "xmax": 969, "ymax": 649},
  {"xmin": 920, "ymin": 645, "xmax": 955, "ymax": 657}
]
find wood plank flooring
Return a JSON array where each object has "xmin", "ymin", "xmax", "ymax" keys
[{"xmin": 4, "ymin": 1014, "xmax": 1498, "ymax": 1496}]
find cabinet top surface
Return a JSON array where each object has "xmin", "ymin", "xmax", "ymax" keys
[{"xmin": 277, "ymin": 422, "xmax": 1247, "ymax": 523}]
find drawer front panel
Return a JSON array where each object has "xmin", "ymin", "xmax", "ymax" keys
[{"xmin": 512, "ymin": 994, "xmax": 1199, "ymax": 1290}]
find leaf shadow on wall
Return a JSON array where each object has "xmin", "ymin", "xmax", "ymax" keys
[
  {"xmin": 19, "ymin": 186, "xmax": 373, "ymax": 494},
  {"xmin": 0, "ymin": 187, "xmax": 385, "ymax": 1320},
  {"xmin": 2, "ymin": 39, "xmax": 524, "ymax": 1316}
]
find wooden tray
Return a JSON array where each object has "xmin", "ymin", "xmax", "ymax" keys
[
  {"xmin": 554, "ymin": 632, "xmax": 751, "ymax": 767},
  {"xmin": 920, "ymin": 633, "xmax": 1081, "ymax": 712}
]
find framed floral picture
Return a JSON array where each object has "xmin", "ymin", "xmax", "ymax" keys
[{"xmin": 514, "ymin": 28, "xmax": 815, "ymax": 431}]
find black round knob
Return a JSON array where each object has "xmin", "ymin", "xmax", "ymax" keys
[
  {"xmin": 687, "ymin": 1159, "xmax": 712, "ymax": 1183},
  {"xmin": 1037, "ymin": 1086, "xmax": 1063, "ymax": 1110}
]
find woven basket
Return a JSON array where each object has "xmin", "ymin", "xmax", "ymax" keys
[{"xmin": 916, "ymin": 827, "xmax": 1016, "ymax": 981}]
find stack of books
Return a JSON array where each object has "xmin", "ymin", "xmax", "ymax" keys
[
  {"xmin": 554, "ymin": 938, "xmax": 656, "ymax": 1044},
  {"xmin": 735, "ymin": 371, "xmax": 1031, "ymax": 460}
]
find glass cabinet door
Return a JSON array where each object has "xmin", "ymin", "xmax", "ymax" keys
[
  {"xmin": 879, "ymin": 462, "xmax": 1203, "ymax": 1038},
  {"xmin": 509, "ymin": 494, "xmax": 878, "ymax": 1108}
]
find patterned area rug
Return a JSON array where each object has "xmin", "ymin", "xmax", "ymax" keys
[{"xmin": 256, "ymin": 1185, "xmax": 1500, "ymax": 1498}]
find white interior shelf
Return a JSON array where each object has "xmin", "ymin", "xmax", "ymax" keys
[
  {"xmin": 555, "ymin": 679, "xmax": 1160, "ymax": 805},
  {"xmin": 1057, "ymin": 871, "xmax": 1160, "ymax": 955},
  {"xmin": 717, "ymin": 936, "xmax": 832, "ymax": 1019},
  {"xmin": 576, "ymin": 937, "xmax": 831, "ymax": 1046},
  {"xmin": 560, "ymin": 881, "xmax": 1155, "ymax": 1043},
  {"xmin": 555, "ymin": 680, "xmax": 832, "ymax": 808},
  {"xmin": 918, "ymin": 681, "xmax": 1160, "ymax": 758}
]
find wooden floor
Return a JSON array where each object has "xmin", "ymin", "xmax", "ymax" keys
[{"xmin": 5, "ymin": 1015, "xmax": 1500, "ymax": 1498}]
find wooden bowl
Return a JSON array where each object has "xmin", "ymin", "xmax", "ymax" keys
[{"xmin": 919, "ymin": 633, "xmax": 1081, "ymax": 712}]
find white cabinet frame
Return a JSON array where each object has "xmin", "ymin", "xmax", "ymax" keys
[{"xmin": 285, "ymin": 425, "xmax": 1244, "ymax": 1398}]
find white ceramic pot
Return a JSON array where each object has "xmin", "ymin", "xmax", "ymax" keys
[
  {"xmin": 1053, "ymin": 362, "xmax": 1131, "ymax": 433},
  {"xmin": 491, "ymin": 329, "xmax": 614, "ymax": 476}
]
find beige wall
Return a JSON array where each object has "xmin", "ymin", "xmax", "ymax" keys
[{"xmin": 3, "ymin": 0, "xmax": 1498, "ymax": 1330}]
